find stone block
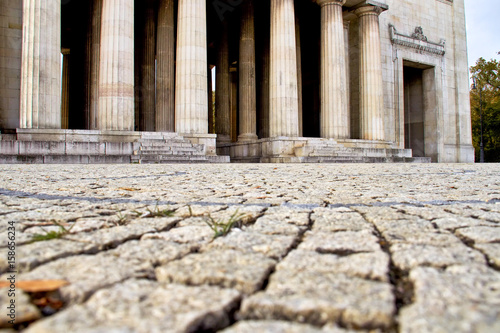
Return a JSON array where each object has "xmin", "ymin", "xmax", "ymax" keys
[
  {"xmin": 105, "ymin": 142, "xmax": 134, "ymax": 155},
  {"xmin": 43, "ymin": 155, "xmax": 90, "ymax": 164},
  {"xmin": 0, "ymin": 140, "xmax": 18, "ymax": 154},
  {"xmin": 16, "ymin": 128, "xmax": 66, "ymax": 141},
  {"xmin": 66, "ymin": 142, "xmax": 105, "ymax": 155},
  {"xmin": 19, "ymin": 141, "xmax": 66, "ymax": 155},
  {"xmin": 99, "ymin": 131, "xmax": 140, "ymax": 143},
  {"xmin": 183, "ymin": 134, "xmax": 217, "ymax": 156},
  {"xmin": 65, "ymin": 130, "xmax": 101, "ymax": 143}
]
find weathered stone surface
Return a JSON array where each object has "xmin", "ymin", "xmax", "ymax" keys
[
  {"xmin": 63, "ymin": 222, "xmax": 159, "ymax": 249},
  {"xmin": 10, "ymin": 239, "xmax": 191, "ymax": 304},
  {"xmin": 141, "ymin": 225, "xmax": 213, "ymax": 245},
  {"xmin": 156, "ymin": 249, "xmax": 275, "ymax": 294},
  {"xmin": 455, "ymin": 226, "xmax": 500, "ymax": 244},
  {"xmin": 299, "ymin": 230, "xmax": 381, "ymax": 255},
  {"xmin": 277, "ymin": 250, "xmax": 389, "ymax": 282},
  {"xmin": 207, "ymin": 205, "xmax": 267, "ymax": 225},
  {"xmin": 175, "ymin": 204, "xmax": 227, "ymax": 218},
  {"xmin": 312, "ymin": 210, "xmax": 373, "ymax": 232},
  {"xmin": 220, "ymin": 320, "xmax": 360, "ymax": 333},
  {"xmin": 399, "ymin": 264, "xmax": 500, "ymax": 333},
  {"xmin": 0, "ymin": 239, "xmax": 97, "ymax": 274},
  {"xmin": 239, "ymin": 270, "xmax": 394, "ymax": 329},
  {"xmin": 206, "ymin": 230, "xmax": 297, "ymax": 260},
  {"xmin": 383, "ymin": 230, "xmax": 462, "ymax": 246},
  {"xmin": 474, "ymin": 243, "xmax": 500, "ymax": 268},
  {"xmin": 1, "ymin": 164, "xmax": 499, "ymax": 331},
  {"xmin": 432, "ymin": 216, "xmax": 498, "ymax": 231},
  {"xmin": 24, "ymin": 280, "xmax": 241, "ymax": 333},
  {"xmin": 0, "ymin": 288, "xmax": 41, "ymax": 328},
  {"xmin": 390, "ymin": 243, "xmax": 486, "ymax": 270}
]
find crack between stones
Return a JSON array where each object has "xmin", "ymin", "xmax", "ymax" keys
[
  {"xmin": 452, "ymin": 231, "xmax": 500, "ymax": 272},
  {"xmin": 223, "ymin": 210, "xmax": 317, "ymax": 332},
  {"xmin": 357, "ymin": 211, "xmax": 414, "ymax": 333}
]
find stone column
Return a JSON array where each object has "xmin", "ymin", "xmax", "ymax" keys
[
  {"xmin": 175, "ymin": 0, "xmax": 208, "ymax": 134},
  {"xmin": 355, "ymin": 5, "xmax": 385, "ymax": 141},
  {"xmin": 238, "ymin": 0, "xmax": 258, "ymax": 141},
  {"xmin": 61, "ymin": 49, "xmax": 71, "ymax": 129},
  {"xmin": 98, "ymin": 0, "xmax": 135, "ymax": 131},
  {"xmin": 258, "ymin": 34, "xmax": 270, "ymax": 138},
  {"xmin": 269, "ymin": 0, "xmax": 299, "ymax": 137},
  {"xmin": 20, "ymin": 0, "xmax": 61, "ymax": 129},
  {"xmin": 343, "ymin": 20, "xmax": 351, "ymax": 136},
  {"xmin": 216, "ymin": 21, "xmax": 231, "ymax": 143},
  {"xmin": 156, "ymin": 0, "xmax": 175, "ymax": 132},
  {"xmin": 295, "ymin": 12, "xmax": 303, "ymax": 137},
  {"xmin": 139, "ymin": 0, "xmax": 156, "ymax": 132},
  {"xmin": 208, "ymin": 66, "xmax": 214, "ymax": 133},
  {"xmin": 318, "ymin": 0, "xmax": 349, "ymax": 139},
  {"xmin": 86, "ymin": 0, "xmax": 102, "ymax": 130}
]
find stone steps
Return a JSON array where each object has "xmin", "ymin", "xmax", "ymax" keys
[
  {"xmin": 132, "ymin": 133, "xmax": 227, "ymax": 164},
  {"xmin": 0, "ymin": 131, "xmax": 230, "ymax": 164},
  {"xmin": 293, "ymin": 139, "xmax": 430, "ymax": 163}
]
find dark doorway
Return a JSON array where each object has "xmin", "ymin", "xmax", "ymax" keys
[{"xmin": 403, "ymin": 66, "xmax": 425, "ymax": 157}]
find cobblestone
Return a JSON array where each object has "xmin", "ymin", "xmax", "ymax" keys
[{"xmin": 0, "ymin": 164, "xmax": 499, "ymax": 332}]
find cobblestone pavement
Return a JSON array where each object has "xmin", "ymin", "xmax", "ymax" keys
[{"xmin": 0, "ymin": 164, "xmax": 499, "ymax": 333}]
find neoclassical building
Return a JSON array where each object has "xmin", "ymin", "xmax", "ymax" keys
[{"xmin": 0, "ymin": 0, "xmax": 474, "ymax": 163}]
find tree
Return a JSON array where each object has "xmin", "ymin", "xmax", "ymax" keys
[{"xmin": 470, "ymin": 57, "xmax": 500, "ymax": 162}]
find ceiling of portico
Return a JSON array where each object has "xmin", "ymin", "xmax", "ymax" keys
[{"xmin": 315, "ymin": 0, "xmax": 388, "ymax": 9}]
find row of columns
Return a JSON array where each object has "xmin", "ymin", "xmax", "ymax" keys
[{"xmin": 19, "ymin": 0, "xmax": 386, "ymax": 142}]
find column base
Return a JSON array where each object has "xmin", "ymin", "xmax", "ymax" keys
[{"xmin": 238, "ymin": 133, "xmax": 259, "ymax": 142}]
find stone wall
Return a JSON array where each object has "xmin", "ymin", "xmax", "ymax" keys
[{"xmin": 378, "ymin": 0, "xmax": 474, "ymax": 162}]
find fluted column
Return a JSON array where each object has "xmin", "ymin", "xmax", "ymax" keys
[
  {"xmin": 239, "ymin": 0, "xmax": 258, "ymax": 141},
  {"xmin": 343, "ymin": 20, "xmax": 351, "ymax": 136},
  {"xmin": 318, "ymin": 0, "xmax": 349, "ymax": 139},
  {"xmin": 216, "ymin": 21, "xmax": 231, "ymax": 143},
  {"xmin": 85, "ymin": 0, "xmax": 102, "ymax": 130},
  {"xmin": 139, "ymin": 0, "xmax": 156, "ymax": 132},
  {"xmin": 98, "ymin": 0, "xmax": 135, "ymax": 131},
  {"xmin": 156, "ymin": 0, "xmax": 175, "ymax": 132},
  {"xmin": 61, "ymin": 49, "xmax": 70, "ymax": 129},
  {"xmin": 295, "ymin": 12, "xmax": 303, "ymax": 137},
  {"xmin": 355, "ymin": 5, "xmax": 385, "ymax": 141},
  {"xmin": 20, "ymin": 0, "xmax": 61, "ymax": 129},
  {"xmin": 270, "ymin": 0, "xmax": 299, "ymax": 137},
  {"xmin": 258, "ymin": 33, "xmax": 270, "ymax": 138},
  {"xmin": 175, "ymin": 0, "xmax": 208, "ymax": 134},
  {"xmin": 208, "ymin": 66, "xmax": 214, "ymax": 133}
]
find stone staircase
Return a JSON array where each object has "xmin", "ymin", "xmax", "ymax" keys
[
  {"xmin": 132, "ymin": 133, "xmax": 229, "ymax": 164},
  {"xmin": 0, "ymin": 131, "xmax": 230, "ymax": 164},
  {"xmin": 293, "ymin": 138, "xmax": 431, "ymax": 163}
]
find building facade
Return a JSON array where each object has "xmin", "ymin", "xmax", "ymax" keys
[{"xmin": 0, "ymin": 0, "xmax": 474, "ymax": 163}]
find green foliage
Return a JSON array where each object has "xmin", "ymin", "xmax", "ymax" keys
[
  {"xmin": 31, "ymin": 221, "xmax": 74, "ymax": 243},
  {"xmin": 205, "ymin": 210, "xmax": 246, "ymax": 239},
  {"xmin": 470, "ymin": 57, "xmax": 500, "ymax": 162}
]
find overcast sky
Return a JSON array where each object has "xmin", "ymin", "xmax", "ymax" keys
[{"xmin": 464, "ymin": 0, "xmax": 500, "ymax": 69}]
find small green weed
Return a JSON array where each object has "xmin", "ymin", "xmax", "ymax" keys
[
  {"xmin": 205, "ymin": 210, "xmax": 246, "ymax": 239},
  {"xmin": 31, "ymin": 221, "xmax": 75, "ymax": 243},
  {"xmin": 133, "ymin": 203, "xmax": 175, "ymax": 218},
  {"xmin": 114, "ymin": 211, "xmax": 130, "ymax": 226}
]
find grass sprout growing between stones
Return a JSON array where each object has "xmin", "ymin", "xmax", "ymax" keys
[
  {"xmin": 114, "ymin": 211, "xmax": 130, "ymax": 226},
  {"xmin": 133, "ymin": 203, "xmax": 175, "ymax": 218},
  {"xmin": 31, "ymin": 221, "xmax": 75, "ymax": 243},
  {"xmin": 205, "ymin": 210, "xmax": 246, "ymax": 239}
]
